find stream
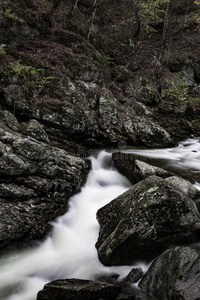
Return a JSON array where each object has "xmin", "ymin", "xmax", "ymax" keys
[{"xmin": 0, "ymin": 138, "xmax": 200, "ymax": 300}]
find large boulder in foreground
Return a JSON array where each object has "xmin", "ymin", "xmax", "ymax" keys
[
  {"xmin": 37, "ymin": 279, "xmax": 122, "ymax": 300},
  {"xmin": 96, "ymin": 176, "xmax": 200, "ymax": 266},
  {"xmin": 139, "ymin": 246, "xmax": 200, "ymax": 300},
  {"xmin": 0, "ymin": 124, "xmax": 90, "ymax": 248}
]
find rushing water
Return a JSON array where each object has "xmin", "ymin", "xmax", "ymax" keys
[
  {"xmin": 0, "ymin": 139, "xmax": 200, "ymax": 300},
  {"xmin": 0, "ymin": 151, "xmax": 142, "ymax": 300},
  {"xmin": 123, "ymin": 138, "xmax": 200, "ymax": 183}
]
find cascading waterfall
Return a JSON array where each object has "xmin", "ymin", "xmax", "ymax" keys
[
  {"xmin": 0, "ymin": 139, "xmax": 199, "ymax": 300},
  {"xmin": 0, "ymin": 151, "xmax": 143, "ymax": 300}
]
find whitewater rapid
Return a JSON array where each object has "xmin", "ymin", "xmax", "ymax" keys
[
  {"xmin": 123, "ymin": 138, "xmax": 200, "ymax": 183},
  {"xmin": 0, "ymin": 151, "xmax": 141, "ymax": 300},
  {"xmin": 0, "ymin": 139, "xmax": 200, "ymax": 300}
]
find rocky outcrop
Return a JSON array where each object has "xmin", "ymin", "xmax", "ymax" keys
[
  {"xmin": 22, "ymin": 119, "xmax": 50, "ymax": 142},
  {"xmin": 1, "ymin": 82, "xmax": 174, "ymax": 148},
  {"xmin": 112, "ymin": 152, "xmax": 170, "ymax": 184},
  {"xmin": 139, "ymin": 246, "xmax": 200, "ymax": 300},
  {"xmin": 37, "ymin": 279, "xmax": 122, "ymax": 300},
  {"xmin": 96, "ymin": 176, "xmax": 200, "ymax": 266},
  {"xmin": 0, "ymin": 122, "xmax": 90, "ymax": 247}
]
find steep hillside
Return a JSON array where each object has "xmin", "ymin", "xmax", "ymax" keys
[{"xmin": 0, "ymin": 0, "xmax": 200, "ymax": 150}]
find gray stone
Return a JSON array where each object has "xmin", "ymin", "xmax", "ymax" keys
[
  {"xmin": 25, "ymin": 119, "xmax": 49, "ymax": 142},
  {"xmin": 133, "ymin": 118, "xmax": 173, "ymax": 147},
  {"xmin": 123, "ymin": 268, "xmax": 143, "ymax": 284},
  {"xmin": 0, "ymin": 110, "xmax": 20, "ymax": 132},
  {"xmin": 96, "ymin": 176, "xmax": 200, "ymax": 266},
  {"xmin": 4, "ymin": 84, "xmax": 30, "ymax": 111},
  {"xmin": 139, "ymin": 246, "xmax": 200, "ymax": 300},
  {"xmin": 15, "ymin": 176, "xmax": 52, "ymax": 194},
  {"xmin": 131, "ymin": 101, "xmax": 153, "ymax": 117},
  {"xmin": 0, "ymin": 183, "xmax": 35, "ymax": 199},
  {"xmin": 166, "ymin": 176, "xmax": 200, "ymax": 199},
  {"xmin": 112, "ymin": 152, "xmax": 170, "ymax": 184},
  {"xmin": 182, "ymin": 66, "xmax": 196, "ymax": 87},
  {"xmin": 0, "ymin": 152, "xmax": 36, "ymax": 176},
  {"xmin": 37, "ymin": 279, "xmax": 122, "ymax": 300},
  {"xmin": 13, "ymin": 137, "xmax": 52, "ymax": 161}
]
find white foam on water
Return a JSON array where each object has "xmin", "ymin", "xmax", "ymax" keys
[
  {"xmin": 125, "ymin": 138, "xmax": 200, "ymax": 161},
  {"xmin": 124, "ymin": 138, "xmax": 200, "ymax": 177}
]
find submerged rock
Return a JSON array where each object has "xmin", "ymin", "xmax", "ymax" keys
[
  {"xmin": 96, "ymin": 176, "xmax": 200, "ymax": 266},
  {"xmin": 37, "ymin": 278, "xmax": 122, "ymax": 300},
  {"xmin": 139, "ymin": 246, "xmax": 200, "ymax": 300}
]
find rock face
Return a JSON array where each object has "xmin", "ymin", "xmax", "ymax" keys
[
  {"xmin": 0, "ymin": 124, "xmax": 90, "ymax": 247},
  {"xmin": 23, "ymin": 119, "xmax": 50, "ymax": 142},
  {"xmin": 112, "ymin": 152, "xmax": 170, "ymax": 184},
  {"xmin": 139, "ymin": 246, "xmax": 200, "ymax": 300},
  {"xmin": 96, "ymin": 176, "xmax": 200, "ymax": 266},
  {"xmin": 2, "ymin": 82, "xmax": 173, "ymax": 148},
  {"xmin": 37, "ymin": 279, "xmax": 122, "ymax": 300}
]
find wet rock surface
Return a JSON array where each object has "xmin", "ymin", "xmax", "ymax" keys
[
  {"xmin": 166, "ymin": 176, "xmax": 200, "ymax": 199},
  {"xmin": 96, "ymin": 175, "xmax": 200, "ymax": 266},
  {"xmin": 117, "ymin": 285, "xmax": 158, "ymax": 300},
  {"xmin": 139, "ymin": 246, "xmax": 200, "ymax": 300},
  {"xmin": 112, "ymin": 152, "xmax": 170, "ymax": 184},
  {"xmin": 123, "ymin": 268, "xmax": 143, "ymax": 284},
  {"xmin": 37, "ymin": 278, "xmax": 122, "ymax": 300},
  {"xmin": 0, "ymin": 123, "xmax": 90, "ymax": 247}
]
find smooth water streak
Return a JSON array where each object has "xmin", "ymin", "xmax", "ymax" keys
[{"xmin": 123, "ymin": 138, "xmax": 200, "ymax": 183}]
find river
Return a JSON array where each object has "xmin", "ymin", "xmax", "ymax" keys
[{"xmin": 0, "ymin": 138, "xmax": 199, "ymax": 300}]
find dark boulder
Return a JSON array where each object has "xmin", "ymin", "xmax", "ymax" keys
[
  {"xmin": 139, "ymin": 246, "xmax": 200, "ymax": 300},
  {"xmin": 37, "ymin": 278, "xmax": 122, "ymax": 300},
  {"xmin": 123, "ymin": 268, "xmax": 143, "ymax": 284},
  {"xmin": 0, "ymin": 125, "xmax": 90, "ymax": 247},
  {"xmin": 112, "ymin": 152, "xmax": 170, "ymax": 184},
  {"xmin": 96, "ymin": 176, "xmax": 200, "ymax": 266},
  {"xmin": 117, "ymin": 285, "xmax": 158, "ymax": 300}
]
